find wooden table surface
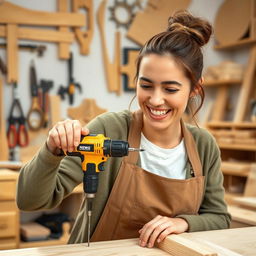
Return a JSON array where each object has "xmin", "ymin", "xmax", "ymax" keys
[{"xmin": 0, "ymin": 227, "xmax": 255, "ymax": 256}]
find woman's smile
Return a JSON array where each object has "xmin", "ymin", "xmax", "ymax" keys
[{"xmin": 147, "ymin": 106, "xmax": 172, "ymax": 120}]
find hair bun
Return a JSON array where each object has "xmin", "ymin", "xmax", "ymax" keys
[{"xmin": 167, "ymin": 10, "xmax": 212, "ymax": 47}]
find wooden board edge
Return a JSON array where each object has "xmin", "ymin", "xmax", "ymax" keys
[{"xmin": 158, "ymin": 234, "xmax": 217, "ymax": 256}]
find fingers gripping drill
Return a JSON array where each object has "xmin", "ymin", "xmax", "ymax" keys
[{"xmin": 66, "ymin": 134, "xmax": 143, "ymax": 246}]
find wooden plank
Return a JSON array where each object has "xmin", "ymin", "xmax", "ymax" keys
[
  {"xmin": 0, "ymin": 169, "xmax": 18, "ymax": 181},
  {"xmin": 207, "ymin": 121, "xmax": 256, "ymax": 129},
  {"xmin": 210, "ymin": 85, "xmax": 229, "ymax": 121},
  {"xmin": 212, "ymin": 130, "xmax": 256, "ymax": 138},
  {"xmin": 58, "ymin": 0, "xmax": 70, "ymax": 59},
  {"xmin": 0, "ymin": 2, "xmax": 85, "ymax": 26},
  {"xmin": 158, "ymin": 234, "xmax": 217, "ymax": 256},
  {"xmin": 49, "ymin": 95, "xmax": 61, "ymax": 127},
  {"xmin": 7, "ymin": 24, "xmax": 18, "ymax": 83},
  {"xmin": 0, "ymin": 77, "xmax": 9, "ymax": 161},
  {"xmin": 0, "ymin": 227, "xmax": 256, "ymax": 255},
  {"xmin": 244, "ymin": 164, "xmax": 256, "ymax": 196},
  {"xmin": 0, "ymin": 239, "xmax": 169, "ymax": 256},
  {"xmin": 217, "ymin": 142, "xmax": 256, "ymax": 151},
  {"xmin": 250, "ymin": 0, "xmax": 256, "ymax": 39},
  {"xmin": 221, "ymin": 161, "xmax": 251, "ymax": 177},
  {"xmin": 0, "ymin": 161, "xmax": 22, "ymax": 169},
  {"xmin": 203, "ymin": 79, "xmax": 242, "ymax": 87},
  {"xmin": 97, "ymin": 0, "xmax": 121, "ymax": 94},
  {"xmin": 214, "ymin": 38, "xmax": 256, "ymax": 50},
  {"xmin": 73, "ymin": 0, "xmax": 94, "ymax": 55},
  {"xmin": 1, "ymin": 228, "xmax": 256, "ymax": 256},
  {"xmin": 0, "ymin": 25, "xmax": 74, "ymax": 43},
  {"xmin": 181, "ymin": 227, "xmax": 256, "ymax": 256},
  {"xmin": 233, "ymin": 197, "xmax": 256, "ymax": 210},
  {"xmin": 19, "ymin": 223, "xmax": 70, "ymax": 249},
  {"xmin": 228, "ymin": 205, "xmax": 256, "ymax": 226},
  {"xmin": 67, "ymin": 98, "xmax": 107, "ymax": 126},
  {"xmin": 234, "ymin": 45, "xmax": 256, "ymax": 122}
]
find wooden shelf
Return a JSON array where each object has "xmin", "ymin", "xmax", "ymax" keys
[
  {"xmin": 221, "ymin": 161, "xmax": 251, "ymax": 177},
  {"xmin": 203, "ymin": 79, "xmax": 242, "ymax": 87},
  {"xmin": 228, "ymin": 205, "xmax": 256, "ymax": 226},
  {"xmin": 222, "ymin": 168, "xmax": 249, "ymax": 177},
  {"xmin": 233, "ymin": 197, "xmax": 256, "ymax": 210},
  {"xmin": 0, "ymin": 161, "xmax": 22, "ymax": 170},
  {"xmin": 218, "ymin": 143, "xmax": 256, "ymax": 151},
  {"xmin": 225, "ymin": 192, "xmax": 244, "ymax": 204},
  {"xmin": 207, "ymin": 121, "xmax": 256, "ymax": 129},
  {"xmin": 19, "ymin": 222, "xmax": 70, "ymax": 249},
  {"xmin": 214, "ymin": 38, "xmax": 256, "ymax": 50}
]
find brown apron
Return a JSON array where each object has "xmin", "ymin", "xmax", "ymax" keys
[{"xmin": 91, "ymin": 110, "xmax": 204, "ymax": 242}]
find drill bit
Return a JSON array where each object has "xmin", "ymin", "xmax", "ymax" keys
[
  {"xmin": 128, "ymin": 148, "xmax": 145, "ymax": 152},
  {"xmin": 86, "ymin": 196, "xmax": 94, "ymax": 247}
]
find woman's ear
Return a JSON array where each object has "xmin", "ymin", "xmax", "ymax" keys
[{"xmin": 189, "ymin": 77, "xmax": 204, "ymax": 98}]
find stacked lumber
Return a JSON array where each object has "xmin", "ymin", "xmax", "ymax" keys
[
  {"xmin": 210, "ymin": 129, "xmax": 256, "ymax": 145},
  {"xmin": 204, "ymin": 61, "xmax": 244, "ymax": 82}
]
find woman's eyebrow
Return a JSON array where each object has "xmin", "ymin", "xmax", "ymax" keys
[
  {"xmin": 139, "ymin": 76, "xmax": 182, "ymax": 86},
  {"xmin": 161, "ymin": 80, "xmax": 182, "ymax": 86},
  {"xmin": 139, "ymin": 77, "xmax": 153, "ymax": 83}
]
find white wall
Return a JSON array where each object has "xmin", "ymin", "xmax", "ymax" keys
[{"xmin": 0, "ymin": 0, "xmax": 248, "ymax": 123}]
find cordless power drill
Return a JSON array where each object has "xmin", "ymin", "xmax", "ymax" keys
[{"xmin": 66, "ymin": 134, "xmax": 143, "ymax": 246}]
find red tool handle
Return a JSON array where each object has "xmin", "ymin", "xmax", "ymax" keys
[
  {"xmin": 7, "ymin": 125, "xmax": 18, "ymax": 149},
  {"xmin": 18, "ymin": 124, "xmax": 29, "ymax": 147}
]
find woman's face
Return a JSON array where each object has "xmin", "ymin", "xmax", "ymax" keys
[{"xmin": 136, "ymin": 53, "xmax": 193, "ymax": 132}]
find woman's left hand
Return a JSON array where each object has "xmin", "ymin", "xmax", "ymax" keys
[{"xmin": 138, "ymin": 215, "xmax": 189, "ymax": 248}]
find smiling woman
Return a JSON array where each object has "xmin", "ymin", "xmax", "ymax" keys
[
  {"xmin": 136, "ymin": 54, "xmax": 192, "ymax": 148},
  {"xmin": 17, "ymin": 10, "xmax": 231, "ymax": 250}
]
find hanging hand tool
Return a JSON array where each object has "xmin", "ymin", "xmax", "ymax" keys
[
  {"xmin": 27, "ymin": 60, "xmax": 44, "ymax": 131},
  {"xmin": 0, "ymin": 43, "xmax": 47, "ymax": 57},
  {"xmin": 0, "ymin": 55, "xmax": 7, "ymax": 75},
  {"xmin": 39, "ymin": 79, "xmax": 54, "ymax": 128},
  {"xmin": 58, "ymin": 52, "xmax": 82, "ymax": 105},
  {"xmin": 7, "ymin": 83, "xmax": 29, "ymax": 150},
  {"xmin": 65, "ymin": 134, "xmax": 144, "ymax": 246}
]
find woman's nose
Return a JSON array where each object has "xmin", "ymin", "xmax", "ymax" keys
[{"xmin": 149, "ymin": 90, "xmax": 165, "ymax": 106}]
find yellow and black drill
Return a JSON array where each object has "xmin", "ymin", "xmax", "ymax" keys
[{"xmin": 66, "ymin": 134, "xmax": 143, "ymax": 246}]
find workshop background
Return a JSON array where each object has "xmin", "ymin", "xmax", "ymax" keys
[{"xmin": 0, "ymin": 0, "xmax": 256, "ymax": 251}]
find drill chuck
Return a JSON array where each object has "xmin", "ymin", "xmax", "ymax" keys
[
  {"xmin": 83, "ymin": 164, "xmax": 99, "ymax": 195},
  {"xmin": 103, "ymin": 140, "xmax": 129, "ymax": 157}
]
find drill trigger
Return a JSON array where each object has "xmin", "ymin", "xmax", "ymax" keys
[{"xmin": 66, "ymin": 151, "xmax": 84, "ymax": 162}]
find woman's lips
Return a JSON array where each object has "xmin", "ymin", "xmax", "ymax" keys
[{"xmin": 147, "ymin": 106, "xmax": 171, "ymax": 120}]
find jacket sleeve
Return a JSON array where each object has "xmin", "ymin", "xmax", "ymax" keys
[
  {"xmin": 16, "ymin": 143, "xmax": 84, "ymax": 210},
  {"xmin": 177, "ymin": 129, "xmax": 231, "ymax": 231},
  {"xmin": 16, "ymin": 115, "xmax": 108, "ymax": 211}
]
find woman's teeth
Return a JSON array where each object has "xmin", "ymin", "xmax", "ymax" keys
[{"xmin": 150, "ymin": 108, "xmax": 168, "ymax": 116}]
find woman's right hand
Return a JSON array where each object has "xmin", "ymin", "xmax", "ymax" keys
[{"xmin": 46, "ymin": 119, "xmax": 89, "ymax": 155}]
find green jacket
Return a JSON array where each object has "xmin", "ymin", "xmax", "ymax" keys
[{"xmin": 17, "ymin": 110, "xmax": 231, "ymax": 243}]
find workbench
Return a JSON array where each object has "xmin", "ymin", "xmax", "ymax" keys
[{"xmin": 0, "ymin": 227, "xmax": 255, "ymax": 256}]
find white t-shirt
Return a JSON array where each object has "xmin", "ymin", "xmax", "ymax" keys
[{"xmin": 139, "ymin": 133, "xmax": 187, "ymax": 179}]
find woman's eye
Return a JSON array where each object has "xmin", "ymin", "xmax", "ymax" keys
[
  {"xmin": 140, "ymin": 84, "xmax": 152, "ymax": 89},
  {"xmin": 165, "ymin": 88, "xmax": 179, "ymax": 93}
]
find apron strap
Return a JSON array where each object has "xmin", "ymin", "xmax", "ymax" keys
[
  {"xmin": 181, "ymin": 120, "xmax": 202, "ymax": 177},
  {"xmin": 125, "ymin": 110, "xmax": 143, "ymax": 164}
]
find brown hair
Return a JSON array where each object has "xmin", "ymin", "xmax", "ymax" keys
[{"xmin": 134, "ymin": 10, "xmax": 213, "ymax": 117}]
